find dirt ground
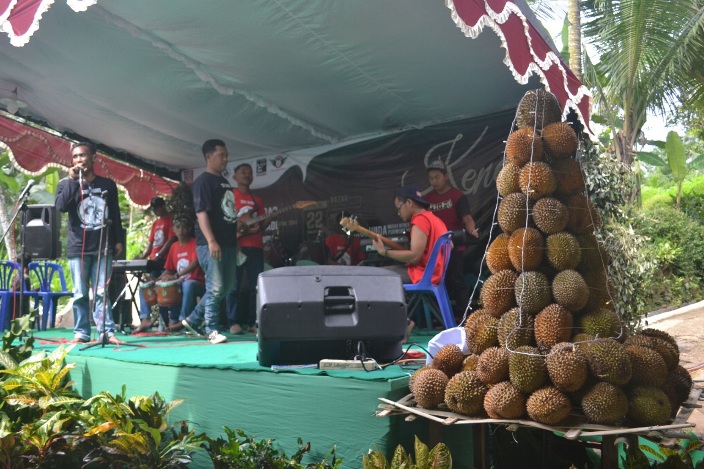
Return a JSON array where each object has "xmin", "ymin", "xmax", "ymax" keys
[{"xmin": 646, "ymin": 300, "xmax": 704, "ymax": 438}]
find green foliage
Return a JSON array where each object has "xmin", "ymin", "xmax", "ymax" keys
[
  {"xmin": 362, "ymin": 436, "xmax": 451, "ymax": 469},
  {"xmin": 580, "ymin": 143, "xmax": 633, "ymax": 220},
  {"xmin": 621, "ymin": 433, "xmax": 704, "ymax": 468}
]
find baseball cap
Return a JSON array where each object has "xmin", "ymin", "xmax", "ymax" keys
[
  {"xmin": 426, "ymin": 160, "xmax": 447, "ymax": 173},
  {"xmin": 149, "ymin": 197, "xmax": 166, "ymax": 210},
  {"xmin": 394, "ymin": 185, "xmax": 430, "ymax": 208}
]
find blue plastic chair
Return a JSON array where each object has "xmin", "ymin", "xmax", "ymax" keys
[
  {"xmin": 403, "ymin": 231, "xmax": 456, "ymax": 329},
  {"xmin": 0, "ymin": 260, "xmax": 23, "ymax": 330},
  {"xmin": 28, "ymin": 261, "xmax": 73, "ymax": 330}
]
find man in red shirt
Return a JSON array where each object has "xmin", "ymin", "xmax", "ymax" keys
[
  {"xmin": 425, "ymin": 160, "xmax": 479, "ymax": 318},
  {"xmin": 325, "ymin": 211, "xmax": 366, "ymax": 266},
  {"xmin": 227, "ymin": 163, "xmax": 269, "ymax": 335}
]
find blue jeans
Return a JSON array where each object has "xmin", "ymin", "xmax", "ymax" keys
[
  {"xmin": 226, "ymin": 246, "xmax": 264, "ymax": 328},
  {"xmin": 69, "ymin": 254, "xmax": 116, "ymax": 341},
  {"xmin": 185, "ymin": 245, "xmax": 235, "ymax": 335}
]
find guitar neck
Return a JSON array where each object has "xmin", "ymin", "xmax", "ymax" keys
[
  {"xmin": 243, "ymin": 204, "xmax": 291, "ymax": 227},
  {"xmin": 341, "ymin": 220, "xmax": 406, "ymax": 251}
]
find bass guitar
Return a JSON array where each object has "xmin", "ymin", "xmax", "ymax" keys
[
  {"xmin": 238, "ymin": 200, "xmax": 316, "ymax": 237},
  {"xmin": 339, "ymin": 216, "xmax": 406, "ymax": 251}
]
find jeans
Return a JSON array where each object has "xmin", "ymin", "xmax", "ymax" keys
[
  {"xmin": 185, "ymin": 245, "xmax": 235, "ymax": 335},
  {"xmin": 226, "ymin": 246, "xmax": 264, "ymax": 328},
  {"xmin": 69, "ymin": 254, "xmax": 116, "ymax": 341}
]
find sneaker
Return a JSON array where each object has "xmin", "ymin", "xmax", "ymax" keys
[
  {"xmin": 247, "ymin": 325, "xmax": 258, "ymax": 334},
  {"xmin": 208, "ymin": 331, "xmax": 227, "ymax": 344},
  {"xmin": 229, "ymin": 324, "xmax": 244, "ymax": 335},
  {"xmin": 181, "ymin": 320, "xmax": 204, "ymax": 337}
]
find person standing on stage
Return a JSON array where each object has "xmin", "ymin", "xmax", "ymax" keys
[
  {"xmin": 133, "ymin": 196, "xmax": 177, "ymax": 333},
  {"xmin": 177, "ymin": 139, "xmax": 236, "ymax": 344},
  {"xmin": 227, "ymin": 163, "xmax": 268, "ymax": 335},
  {"xmin": 55, "ymin": 141, "xmax": 125, "ymax": 344},
  {"xmin": 425, "ymin": 160, "xmax": 479, "ymax": 318}
]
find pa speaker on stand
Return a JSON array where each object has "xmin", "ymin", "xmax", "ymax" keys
[{"xmin": 22, "ymin": 204, "xmax": 60, "ymax": 260}]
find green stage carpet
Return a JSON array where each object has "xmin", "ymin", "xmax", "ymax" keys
[{"xmin": 31, "ymin": 328, "xmax": 475, "ymax": 468}]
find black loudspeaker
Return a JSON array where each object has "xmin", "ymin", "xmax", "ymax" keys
[
  {"xmin": 22, "ymin": 204, "xmax": 60, "ymax": 260},
  {"xmin": 257, "ymin": 265, "xmax": 407, "ymax": 366}
]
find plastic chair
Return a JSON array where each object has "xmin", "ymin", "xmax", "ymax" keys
[
  {"xmin": 28, "ymin": 261, "xmax": 73, "ymax": 330},
  {"xmin": 403, "ymin": 231, "xmax": 455, "ymax": 329},
  {"xmin": 0, "ymin": 260, "xmax": 22, "ymax": 330}
]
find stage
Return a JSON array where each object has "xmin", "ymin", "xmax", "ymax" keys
[{"xmin": 32, "ymin": 327, "xmax": 475, "ymax": 468}]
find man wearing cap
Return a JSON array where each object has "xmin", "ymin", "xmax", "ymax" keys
[{"xmin": 425, "ymin": 160, "xmax": 478, "ymax": 318}]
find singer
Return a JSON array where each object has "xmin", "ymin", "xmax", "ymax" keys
[{"xmin": 55, "ymin": 141, "xmax": 125, "ymax": 344}]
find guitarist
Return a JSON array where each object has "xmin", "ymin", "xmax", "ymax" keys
[
  {"xmin": 227, "ymin": 163, "xmax": 269, "ymax": 335},
  {"xmin": 325, "ymin": 211, "xmax": 366, "ymax": 266}
]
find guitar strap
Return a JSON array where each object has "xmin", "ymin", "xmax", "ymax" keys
[{"xmin": 333, "ymin": 236, "xmax": 354, "ymax": 263}]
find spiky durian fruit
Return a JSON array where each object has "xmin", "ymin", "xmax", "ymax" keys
[
  {"xmin": 581, "ymin": 269, "xmax": 614, "ymax": 311},
  {"xmin": 409, "ymin": 365, "xmax": 431, "ymax": 395},
  {"xmin": 572, "ymin": 332, "xmax": 596, "ymax": 343},
  {"xmin": 542, "ymin": 122, "xmax": 578, "ymax": 159},
  {"xmin": 506, "ymin": 128, "xmax": 544, "ymax": 167},
  {"xmin": 662, "ymin": 365, "xmax": 693, "ymax": 413},
  {"xmin": 584, "ymin": 338, "xmax": 632, "ymax": 386},
  {"xmin": 532, "ymin": 197, "xmax": 569, "ymax": 235},
  {"xmin": 497, "ymin": 307, "xmax": 535, "ymax": 350},
  {"xmin": 476, "ymin": 346, "xmax": 510, "ymax": 385},
  {"xmin": 509, "ymin": 345, "xmax": 548, "ymax": 394},
  {"xmin": 627, "ymin": 385, "xmax": 672, "ymax": 426},
  {"xmin": 515, "ymin": 271, "xmax": 552, "ymax": 314},
  {"xmin": 462, "ymin": 354, "xmax": 481, "ymax": 372},
  {"xmin": 526, "ymin": 386, "xmax": 572, "ymax": 425},
  {"xmin": 486, "ymin": 234, "xmax": 513, "ymax": 274},
  {"xmin": 519, "ymin": 162, "xmax": 557, "ymax": 200},
  {"xmin": 497, "ymin": 162, "xmax": 522, "ymax": 196},
  {"xmin": 624, "ymin": 344, "xmax": 668, "ymax": 387},
  {"xmin": 498, "ymin": 192, "xmax": 533, "ymax": 234},
  {"xmin": 565, "ymin": 194, "xmax": 602, "ymax": 234},
  {"xmin": 639, "ymin": 329, "xmax": 679, "ymax": 352},
  {"xmin": 444, "ymin": 371, "xmax": 489, "ymax": 416},
  {"xmin": 546, "ymin": 343, "xmax": 588, "ymax": 392},
  {"xmin": 411, "ymin": 368, "xmax": 449, "ymax": 409},
  {"xmin": 551, "ymin": 158, "xmax": 585, "ymax": 196},
  {"xmin": 480, "ymin": 270, "xmax": 519, "ymax": 317},
  {"xmin": 484, "ymin": 380, "xmax": 527, "ymax": 419},
  {"xmin": 577, "ymin": 307, "xmax": 622, "ymax": 339},
  {"xmin": 534, "ymin": 304, "xmax": 574, "ymax": 351},
  {"xmin": 465, "ymin": 314, "xmax": 499, "ymax": 355},
  {"xmin": 431, "ymin": 344, "xmax": 465, "ymax": 379},
  {"xmin": 552, "ymin": 270, "xmax": 589, "ymax": 312},
  {"xmin": 546, "ymin": 231, "xmax": 581, "ymax": 271},
  {"xmin": 508, "ymin": 227, "xmax": 545, "ymax": 272},
  {"xmin": 625, "ymin": 335, "xmax": 679, "ymax": 371},
  {"xmin": 515, "ymin": 88, "xmax": 562, "ymax": 131},
  {"xmin": 581, "ymin": 382, "xmax": 629, "ymax": 425},
  {"xmin": 576, "ymin": 234, "xmax": 608, "ymax": 273}
]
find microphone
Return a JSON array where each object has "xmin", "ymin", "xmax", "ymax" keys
[
  {"xmin": 18, "ymin": 180, "xmax": 35, "ymax": 201},
  {"xmin": 78, "ymin": 169, "xmax": 83, "ymax": 187}
]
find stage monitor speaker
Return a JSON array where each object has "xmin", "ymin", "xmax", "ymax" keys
[
  {"xmin": 22, "ymin": 204, "xmax": 60, "ymax": 260},
  {"xmin": 257, "ymin": 265, "xmax": 407, "ymax": 366}
]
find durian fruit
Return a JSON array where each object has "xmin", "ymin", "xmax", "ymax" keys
[
  {"xmin": 431, "ymin": 344, "xmax": 465, "ymax": 379},
  {"xmin": 551, "ymin": 158, "xmax": 585, "ymax": 196},
  {"xmin": 515, "ymin": 89, "xmax": 562, "ymax": 131},
  {"xmin": 542, "ymin": 122, "xmax": 578, "ymax": 159},
  {"xmin": 508, "ymin": 345, "xmax": 548, "ymax": 394},
  {"xmin": 532, "ymin": 197, "xmax": 569, "ymax": 235},
  {"xmin": 497, "ymin": 307, "xmax": 535, "ymax": 350},
  {"xmin": 506, "ymin": 128, "xmax": 544, "ymax": 167},
  {"xmin": 584, "ymin": 338, "xmax": 632, "ymax": 386},
  {"xmin": 552, "ymin": 270, "xmax": 589, "ymax": 312},
  {"xmin": 412, "ymin": 368, "xmax": 449, "ymax": 409},
  {"xmin": 465, "ymin": 314, "xmax": 499, "ymax": 355},
  {"xmin": 639, "ymin": 329, "xmax": 679, "ymax": 352},
  {"xmin": 409, "ymin": 365, "xmax": 431, "ymax": 395},
  {"xmin": 546, "ymin": 343, "xmax": 588, "ymax": 392},
  {"xmin": 582, "ymin": 269, "xmax": 614, "ymax": 311},
  {"xmin": 627, "ymin": 385, "xmax": 672, "ymax": 426},
  {"xmin": 576, "ymin": 234, "xmax": 608, "ymax": 273},
  {"xmin": 515, "ymin": 271, "xmax": 552, "ymax": 314},
  {"xmin": 496, "ymin": 162, "xmax": 522, "ymax": 196},
  {"xmin": 625, "ymin": 334, "xmax": 679, "ymax": 371},
  {"xmin": 486, "ymin": 234, "xmax": 513, "ymax": 274},
  {"xmin": 462, "ymin": 354, "xmax": 481, "ymax": 372},
  {"xmin": 534, "ymin": 304, "xmax": 574, "ymax": 351},
  {"xmin": 484, "ymin": 380, "xmax": 527, "ymax": 419},
  {"xmin": 508, "ymin": 227, "xmax": 545, "ymax": 272},
  {"xmin": 662, "ymin": 365, "xmax": 693, "ymax": 414},
  {"xmin": 519, "ymin": 162, "xmax": 557, "ymax": 200},
  {"xmin": 624, "ymin": 344, "xmax": 668, "ymax": 387},
  {"xmin": 526, "ymin": 386, "xmax": 572, "ymax": 425},
  {"xmin": 476, "ymin": 346, "xmax": 510, "ymax": 385},
  {"xmin": 498, "ymin": 192, "xmax": 533, "ymax": 234},
  {"xmin": 577, "ymin": 307, "xmax": 622, "ymax": 339},
  {"xmin": 572, "ymin": 332, "xmax": 596, "ymax": 343},
  {"xmin": 480, "ymin": 270, "xmax": 519, "ymax": 317},
  {"xmin": 444, "ymin": 371, "xmax": 489, "ymax": 416},
  {"xmin": 581, "ymin": 382, "xmax": 629, "ymax": 425},
  {"xmin": 545, "ymin": 232, "xmax": 581, "ymax": 271},
  {"xmin": 565, "ymin": 194, "xmax": 602, "ymax": 234}
]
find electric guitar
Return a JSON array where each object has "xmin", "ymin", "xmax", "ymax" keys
[
  {"xmin": 237, "ymin": 200, "xmax": 316, "ymax": 237},
  {"xmin": 339, "ymin": 216, "xmax": 406, "ymax": 251}
]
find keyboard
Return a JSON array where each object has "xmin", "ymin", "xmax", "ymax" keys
[{"xmin": 112, "ymin": 259, "xmax": 160, "ymax": 273}]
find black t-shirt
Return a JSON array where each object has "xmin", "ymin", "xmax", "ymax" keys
[{"xmin": 192, "ymin": 171, "xmax": 237, "ymax": 247}]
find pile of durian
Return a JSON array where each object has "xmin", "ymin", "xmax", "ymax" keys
[{"xmin": 409, "ymin": 89, "xmax": 693, "ymax": 428}]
